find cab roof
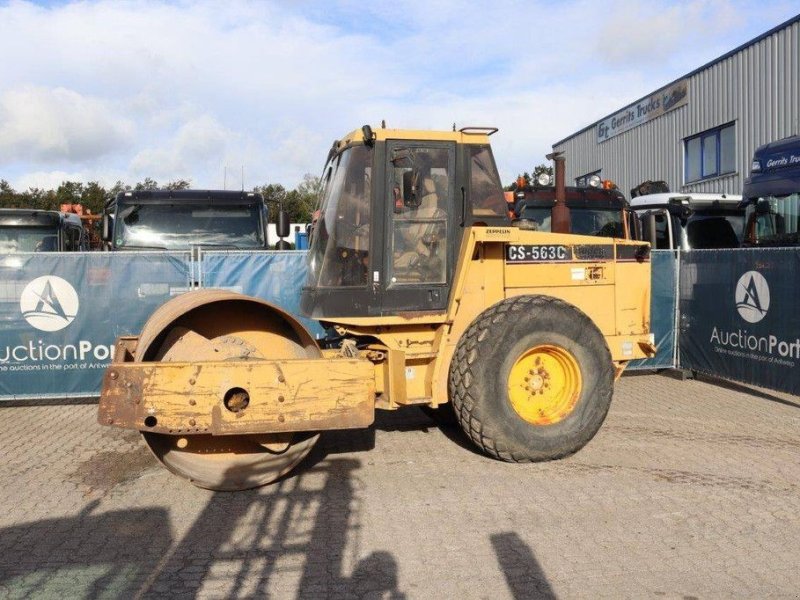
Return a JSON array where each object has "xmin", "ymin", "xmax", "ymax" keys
[
  {"xmin": 108, "ymin": 189, "xmax": 263, "ymax": 207},
  {"xmin": 337, "ymin": 125, "xmax": 496, "ymax": 148},
  {"xmin": 0, "ymin": 208, "xmax": 82, "ymax": 226},
  {"xmin": 630, "ymin": 192, "xmax": 742, "ymax": 209}
]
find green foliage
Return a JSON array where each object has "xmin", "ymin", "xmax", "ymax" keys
[
  {"xmin": 255, "ymin": 173, "xmax": 320, "ymax": 223},
  {"xmin": 81, "ymin": 182, "xmax": 107, "ymax": 214},
  {"xmin": 533, "ymin": 163, "xmax": 553, "ymax": 179},
  {"xmin": 505, "ymin": 163, "xmax": 554, "ymax": 190},
  {"xmin": 165, "ymin": 179, "xmax": 191, "ymax": 190},
  {"xmin": 134, "ymin": 178, "xmax": 159, "ymax": 191},
  {"xmin": 0, "ymin": 175, "xmax": 320, "ymax": 222}
]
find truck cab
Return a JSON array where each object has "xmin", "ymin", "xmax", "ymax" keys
[
  {"xmin": 102, "ymin": 190, "xmax": 269, "ymax": 251},
  {"xmin": 0, "ymin": 209, "xmax": 88, "ymax": 253},
  {"xmin": 631, "ymin": 193, "xmax": 743, "ymax": 251},
  {"xmin": 741, "ymin": 134, "xmax": 800, "ymax": 247},
  {"xmin": 511, "ymin": 183, "xmax": 631, "ymax": 239}
]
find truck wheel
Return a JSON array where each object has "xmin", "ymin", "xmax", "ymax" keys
[{"xmin": 449, "ymin": 295, "xmax": 614, "ymax": 462}]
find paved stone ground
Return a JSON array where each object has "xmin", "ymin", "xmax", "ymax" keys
[{"xmin": 0, "ymin": 372, "xmax": 799, "ymax": 599}]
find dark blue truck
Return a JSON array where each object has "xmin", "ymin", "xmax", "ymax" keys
[{"xmin": 741, "ymin": 134, "xmax": 800, "ymax": 246}]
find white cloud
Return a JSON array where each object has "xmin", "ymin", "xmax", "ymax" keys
[
  {"xmin": 14, "ymin": 169, "xmax": 93, "ymax": 191},
  {"xmin": 0, "ymin": 0, "xmax": 796, "ymax": 189},
  {"xmin": 592, "ymin": 0, "xmax": 744, "ymax": 66},
  {"xmin": 130, "ymin": 115, "xmax": 233, "ymax": 179},
  {"xmin": 0, "ymin": 86, "xmax": 133, "ymax": 164}
]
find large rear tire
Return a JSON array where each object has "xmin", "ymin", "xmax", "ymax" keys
[
  {"xmin": 449, "ymin": 295, "xmax": 614, "ymax": 462},
  {"xmin": 136, "ymin": 290, "xmax": 321, "ymax": 491}
]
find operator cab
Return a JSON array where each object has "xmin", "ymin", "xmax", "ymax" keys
[{"xmin": 302, "ymin": 126, "xmax": 508, "ymax": 318}]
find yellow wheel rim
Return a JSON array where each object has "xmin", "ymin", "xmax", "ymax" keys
[{"xmin": 507, "ymin": 344, "xmax": 582, "ymax": 425}]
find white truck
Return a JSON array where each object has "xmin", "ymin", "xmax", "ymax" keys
[{"xmin": 630, "ymin": 193, "xmax": 743, "ymax": 250}]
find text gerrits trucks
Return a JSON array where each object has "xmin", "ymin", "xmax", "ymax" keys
[
  {"xmin": 102, "ymin": 190, "xmax": 270, "ymax": 251},
  {"xmin": 741, "ymin": 134, "xmax": 800, "ymax": 246}
]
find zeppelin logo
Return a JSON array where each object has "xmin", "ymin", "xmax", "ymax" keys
[
  {"xmin": 485, "ymin": 228, "xmax": 511, "ymax": 235},
  {"xmin": 506, "ymin": 244, "xmax": 569, "ymax": 263}
]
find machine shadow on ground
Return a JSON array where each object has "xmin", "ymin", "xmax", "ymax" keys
[
  {"xmin": 136, "ymin": 456, "xmax": 406, "ymax": 598},
  {"xmin": 0, "ymin": 500, "xmax": 173, "ymax": 599},
  {"xmin": 491, "ymin": 532, "xmax": 557, "ymax": 600},
  {"xmin": 0, "ymin": 411, "xmax": 558, "ymax": 599}
]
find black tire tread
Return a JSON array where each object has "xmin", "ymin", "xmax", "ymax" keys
[{"xmin": 449, "ymin": 295, "xmax": 613, "ymax": 463}]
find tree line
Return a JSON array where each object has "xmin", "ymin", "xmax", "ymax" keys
[
  {"xmin": 0, "ymin": 173, "xmax": 323, "ymax": 223},
  {"xmin": 0, "ymin": 162, "xmax": 550, "ymax": 223}
]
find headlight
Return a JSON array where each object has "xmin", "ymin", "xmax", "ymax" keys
[{"xmin": 587, "ymin": 174, "xmax": 602, "ymax": 188}]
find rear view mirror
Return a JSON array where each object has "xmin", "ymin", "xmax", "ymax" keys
[
  {"xmin": 101, "ymin": 214, "xmax": 111, "ymax": 242},
  {"xmin": 644, "ymin": 213, "xmax": 657, "ymax": 248},
  {"xmin": 277, "ymin": 209, "xmax": 290, "ymax": 239}
]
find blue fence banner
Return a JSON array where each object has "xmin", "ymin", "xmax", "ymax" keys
[
  {"xmin": 679, "ymin": 249, "xmax": 800, "ymax": 395},
  {"xmin": 0, "ymin": 252, "xmax": 191, "ymax": 399},
  {"xmin": 199, "ymin": 250, "xmax": 324, "ymax": 337},
  {"xmin": 10, "ymin": 247, "xmax": 798, "ymax": 401},
  {"xmin": 627, "ymin": 250, "xmax": 678, "ymax": 370}
]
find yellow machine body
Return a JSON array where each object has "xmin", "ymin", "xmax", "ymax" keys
[
  {"xmin": 99, "ymin": 227, "xmax": 652, "ymax": 432},
  {"xmin": 97, "ymin": 125, "xmax": 654, "ymax": 490}
]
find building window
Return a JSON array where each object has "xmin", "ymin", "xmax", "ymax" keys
[
  {"xmin": 684, "ymin": 123, "xmax": 735, "ymax": 183},
  {"xmin": 575, "ymin": 170, "xmax": 600, "ymax": 187}
]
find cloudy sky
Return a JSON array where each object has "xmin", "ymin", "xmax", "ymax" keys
[{"xmin": 0, "ymin": 0, "xmax": 797, "ymax": 191}]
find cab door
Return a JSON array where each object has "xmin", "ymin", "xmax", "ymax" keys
[{"xmin": 380, "ymin": 141, "xmax": 456, "ymax": 313}]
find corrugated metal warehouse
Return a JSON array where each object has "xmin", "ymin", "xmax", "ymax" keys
[{"xmin": 552, "ymin": 14, "xmax": 800, "ymax": 197}]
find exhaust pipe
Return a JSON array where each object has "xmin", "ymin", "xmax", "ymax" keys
[{"xmin": 546, "ymin": 151, "xmax": 570, "ymax": 234}]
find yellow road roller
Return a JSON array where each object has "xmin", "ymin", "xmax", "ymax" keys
[{"xmin": 98, "ymin": 125, "xmax": 655, "ymax": 490}]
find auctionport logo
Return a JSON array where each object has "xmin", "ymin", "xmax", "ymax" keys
[
  {"xmin": 735, "ymin": 271, "xmax": 769, "ymax": 324},
  {"xmin": 19, "ymin": 276, "xmax": 79, "ymax": 332}
]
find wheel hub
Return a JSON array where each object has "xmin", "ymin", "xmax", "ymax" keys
[{"xmin": 507, "ymin": 345, "xmax": 582, "ymax": 426}]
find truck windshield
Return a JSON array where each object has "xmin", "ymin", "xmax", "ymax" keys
[
  {"xmin": 517, "ymin": 206, "xmax": 623, "ymax": 237},
  {"xmin": 115, "ymin": 202, "xmax": 264, "ymax": 250},
  {"xmin": 685, "ymin": 212, "xmax": 743, "ymax": 249},
  {"xmin": 571, "ymin": 208, "xmax": 625, "ymax": 237},
  {"xmin": 744, "ymin": 193, "xmax": 800, "ymax": 246},
  {"xmin": 307, "ymin": 145, "xmax": 372, "ymax": 287},
  {"xmin": 0, "ymin": 226, "xmax": 59, "ymax": 253}
]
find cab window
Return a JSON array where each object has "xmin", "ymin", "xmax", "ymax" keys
[
  {"xmin": 390, "ymin": 147, "xmax": 450, "ymax": 285},
  {"xmin": 307, "ymin": 145, "xmax": 373, "ymax": 287},
  {"xmin": 469, "ymin": 146, "xmax": 506, "ymax": 218}
]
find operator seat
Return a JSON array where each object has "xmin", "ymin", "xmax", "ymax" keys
[{"xmin": 394, "ymin": 171, "xmax": 447, "ymax": 283}]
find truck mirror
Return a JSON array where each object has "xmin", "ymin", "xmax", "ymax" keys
[
  {"xmin": 277, "ymin": 209, "xmax": 290, "ymax": 239},
  {"xmin": 645, "ymin": 213, "xmax": 657, "ymax": 248},
  {"xmin": 101, "ymin": 214, "xmax": 111, "ymax": 242}
]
